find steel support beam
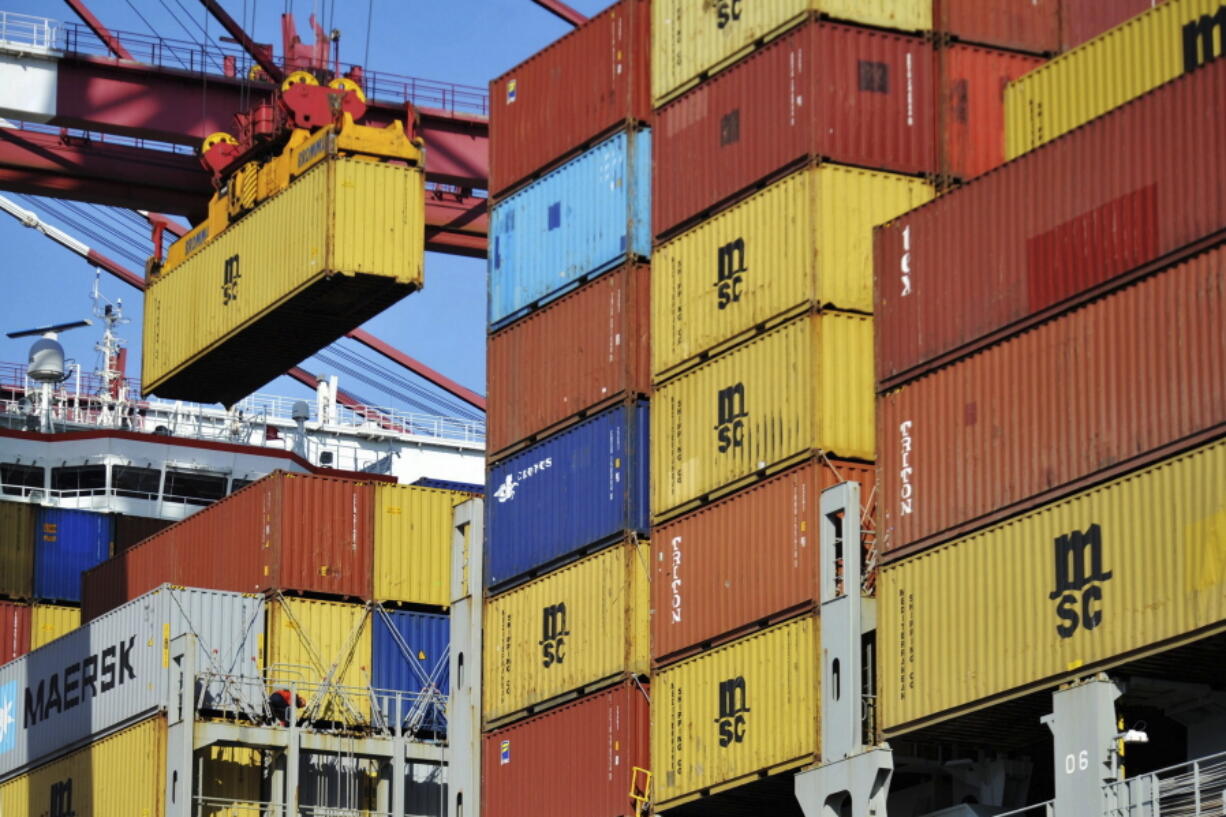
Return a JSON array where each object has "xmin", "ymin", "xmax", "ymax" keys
[
  {"xmin": 347, "ymin": 328, "xmax": 485, "ymax": 411},
  {"xmin": 531, "ymin": 0, "xmax": 589, "ymax": 27},
  {"xmin": 198, "ymin": 0, "xmax": 284, "ymax": 83},
  {"xmin": 62, "ymin": 0, "xmax": 135, "ymax": 60}
]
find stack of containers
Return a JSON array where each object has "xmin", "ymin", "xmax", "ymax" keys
[
  {"xmin": 873, "ymin": 6, "xmax": 1226, "ymax": 742},
  {"xmin": 482, "ymin": 4, "xmax": 652, "ymax": 815},
  {"xmin": 647, "ymin": 2, "xmax": 938, "ymax": 811}
]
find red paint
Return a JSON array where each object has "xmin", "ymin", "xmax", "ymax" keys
[
  {"xmin": 654, "ymin": 20, "xmax": 936, "ymax": 239},
  {"xmin": 0, "ymin": 601, "xmax": 31, "ymax": 664},
  {"xmin": 1062, "ymin": 0, "xmax": 1165, "ymax": 50},
  {"xmin": 934, "ymin": 0, "xmax": 1059, "ymax": 53},
  {"xmin": 874, "ymin": 57, "xmax": 1226, "ymax": 389}
]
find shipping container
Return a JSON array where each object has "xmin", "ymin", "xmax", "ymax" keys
[
  {"xmin": 490, "ymin": 0, "xmax": 651, "ymax": 198},
  {"xmin": 114, "ymin": 513, "xmax": 173, "ymax": 553},
  {"xmin": 653, "ymin": 20, "xmax": 936, "ymax": 239},
  {"xmin": 879, "ymin": 246, "xmax": 1226, "ymax": 560},
  {"xmin": 482, "ymin": 680, "xmax": 650, "ymax": 817},
  {"xmin": 143, "ymin": 156, "xmax": 425, "ymax": 405},
  {"xmin": 33, "ymin": 508, "xmax": 112, "ymax": 603},
  {"xmin": 1061, "ymin": 0, "xmax": 1166, "ymax": 50},
  {"xmin": 489, "ymin": 264, "xmax": 651, "ymax": 457},
  {"xmin": 485, "ymin": 401, "xmax": 649, "ymax": 591},
  {"xmin": 933, "ymin": 0, "xmax": 1059, "ymax": 53},
  {"xmin": 652, "ymin": 0, "xmax": 931, "ymax": 105},
  {"xmin": 482, "ymin": 541, "xmax": 649, "ymax": 726},
  {"xmin": 937, "ymin": 44, "xmax": 1045, "ymax": 181},
  {"xmin": 0, "ymin": 584, "xmax": 264, "ymax": 778},
  {"xmin": 488, "ymin": 128, "xmax": 651, "ymax": 330},
  {"xmin": 651, "ymin": 312, "xmax": 874, "ymax": 522},
  {"xmin": 374, "ymin": 483, "xmax": 465, "ymax": 607},
  {"xmin": 652, "ymin": 458, "xmax": 874, "ymax": 665},
  {"xmin": 653, "ymin": 164, "xmax": 931, "ymax": 379},
  {"xmin": 874, "ymin": 56, "xmax": 1226, "ymax": 389},
  {"xmin": 1005, "ymin": 0, "xmax": 1214, "ymax": 158},
  {"xmin": 0, "ymin": 599, "xmax": 30, "ymax": 664},
  {"xmin": 652, "ymin": 614, "xmax": 820, "ymax": 808},
  {"xmin": 371, "ymin": 608, "xmax": 449, "ymax": 728},
  {"xmin": 30, "ymin": 603, "xmax": 80, "ymax": 650},
  {"xmin": 879, "ymin": 436, "xmax": 1226, "ymax": 736},
  {"xmin": 83, "ymin": 472, "xmax": 374, "ymax": 620},
  {"xmin": 0, "ymin": 501, "xmax": 34, "ymax": 599},
  {"xmin": 265, "ymin": 595, "xmax": 372, "ymax": 724}
]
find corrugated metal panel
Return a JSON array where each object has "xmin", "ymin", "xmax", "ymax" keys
[
  {"xmin": 874, "ymin": 56, "xmax": 1226, "ymax": 389},
  {"xmin": 0, "ymin": 716, "xmax": 166, "ymax": 817},
  {"xmin": 0, "ymin": 501, "xmax": 34, "ymax": 599},
  {"xmin": 114, "ymin": 514, "xmax": 173, "ymax": 553},
  {"xmin": 30, "ymin": 604, "xmax": 80, "ymax": 650},
  {"xmin": 0, "ymin": 585, "xmax": 264, "ymax": 778},
  {"xmin": 879, "ymin": 247, "xmax": 1226, "ymax": 559},
  {"xmin": 143, "ymin": 156, "xmax": 425, "ymax": 405},
  {"xmin": 488, "ymin": 128, "xmax": 652, "ymax": 330},
  {"xmin": 880, "ymin": 436, "xmax": 1226, "ymax": 735},
  {"xmin": 482, "ymin": 541, "xmax": 649, "ymax": 726},
  {"xmin": 933, "ymin": 0, "xmax": 1060, "ymax": 53},
  {"xmin": 485, "ymin": 401, "xmax": 650, "ymax": 591},
  {"xmin": 652, "ymin": 0, "xmax": 931, "ymax": 105},
  {"xmin": 0, "ymin": 600, "xmax": 30, "ymax": 664},
  {"xmin": 373, "ymin": 483, "xmax": 459, "ymax": 606},
  {"xmin": 265, "ymin": 596, "xmax": 372, "ymax": 723},
  {"xmin": 654, "ymin": 21, "xmax": 936, "ymax": 238},
  {"xmin": 490, "ymin": 0, "xmax": 651, "ymax": 198},
  {"xmin": 198, "ymin": 745, "xmax": 264, "ymax": 816},
  {"xmin": 1005, "ymin": 0, "xmax": 1213, "ymax": 158},
  {"xmin": 652, "ymin": 459, "xmax": 874, "ymax": 665},
  {"xmin": 1062, "ymin": 0, "xmax": 1167, "ymax": 50},
  {"xmin": 651, "ymin": 312, "xmax": 874, "ymax": 522},
  {"xmin": 937, "ymin": 44, "xmax": 1045, "ymax": 181},
  {"xmin": 488, "ymin": 264, "xmax": 651, "ymax": 456},
  {"xmin": 652, "ymin": 614, "xmax": 820, "ymax": 808},
  {"xmin": 33, "ymin": 508, "xmax": 112, "ymax": 602},
  {"xmin": 482, "ymin": 680, "xmax": 650, "ymax": 817},
  {"xmin": 372, "ymin": 609, "xmax": 449, "ymax": 728},
  {"xmin": 653, "ymin": 164, "xmax": 931, "ymax": 379}
]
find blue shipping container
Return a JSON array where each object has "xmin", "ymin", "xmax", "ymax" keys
[
  {"xmin": 33, "ymin": 508, "xmax": 113, "ymax": 602},
  {"xmin": 484, "ymin": 400, "xmax": 649, "ymax": 591},
  {"xmin": 372, "ymin": 609, "xmax": 450, "ymax": 731},
  {"xmin": 488, "ymin": 128, "xmax": 651, "ymax": 330}
]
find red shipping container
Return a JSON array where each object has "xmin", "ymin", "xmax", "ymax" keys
[
  {"xmin": 82, "ymin": 472, "xmax": 374, "ymax": 621},
  {"xmin": 937, "ymin": 44, "xmax": 1045, "ymax": 181},
  {"xmin": 489, "ymin": 0, "xmax": 650, "ymax": 199},
  {"xmin": 653, "ymin": 20, "xmax": 936, "ymax": 239},
  {"xmin": 482, "ymin": 680, "xmax": 649, "ymax": 817},
  {"xmin": 1062, "ymin": 0, "xmax": 1165, "ymax": 50},
  {"xmin": 874, "ymin": 56, "xmax": 1226, "ymax": 390},
  {"xmin": 878, "ymin": 245, "xmax": 1226, "ymax": 561},
  {"xmin": 934, "ymin": 0, "xmax": 1060, "ymax": 53},
  {"xmin": 113, "ymin": 514, "xmax": 173, "ymax": 553},
  {"xmin": 651, "ymin": 459, "xmax": 875, "ymax": 666},
  {"xmin": 487, "ymin": 264, "xmax": 650, "ymax": 458},
  {"xmin": 0, "ymin": 600, "xmax": 30, "ymax": 664}
]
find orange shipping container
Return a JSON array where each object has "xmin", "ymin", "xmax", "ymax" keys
[
  {"xmin": 934, "ymin": 0, "xmax": 1059, "ymax": 53},
  {"xmin": 0, "ymin": 601, "xmax": 30, "ymax": 664}
]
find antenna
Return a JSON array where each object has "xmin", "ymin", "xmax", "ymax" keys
[{"xmin": 5, "ymin": 319, "xmax": 92, "ymax": 339}]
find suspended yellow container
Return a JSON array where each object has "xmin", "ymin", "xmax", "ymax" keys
[
  {"xmin": 652, "ymin": 614, "xmax": 820, "ymax": 809},
  {"xmin": 651, "ymin": 311, "xmax": 874, "ymax": 521},
  {"xmin": 879, "ymin": 436, "xmax": 1226, "ymax": 736},
  {"xmin": 482, "ymin": 540, "xmax": 650, "ymax": 727},
  {"xmin": 143, "ymin": 155, "xmax": 425, "ymax": 406},
  {"xmin": 653, "ymin": 163, "xmax": 932, "ymax": 380},
  {"xmin": 1004, "ymin": 0, "xmax": 1223, "ymax": 158},
  {"xmin": 0, "ymin": 501, "xmax": 34, "ymax": 599},
  {"xmin": 374, "ymin": 484, "xmax": 474, "ymax": 607},
  {"xmin": 30, "ymin": 603, "xmax": 79, "ymax": 649},
  {"xmin": 265, "ymin": 596, "xmax": 373, "ymax": 724},
  {"xmin": 652, "ymin": 0, "xmax": 932, "ymax": 106}
]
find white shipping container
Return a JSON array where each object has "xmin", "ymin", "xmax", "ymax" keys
[{"xmin": 0, "ymin": 584, "xmax": 264, "ymax": 779}]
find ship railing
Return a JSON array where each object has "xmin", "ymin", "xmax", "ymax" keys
[
  {"xmin": 995, "ymin": 801, "xmax": 1054, "ymax": 817},
  {"xmin": 192, "ymin": 799, "xmax": 394, "ymax": 817},
  {"xmin": 0, "ymin": 10, "xmax": 57, "ymax": 52},
  {"xmin": 1103, "ymin": 750, "xmax": 1226, "ymax": 817}
]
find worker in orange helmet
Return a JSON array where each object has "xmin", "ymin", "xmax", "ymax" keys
[{"xmin": 268, "ymin": 688, "xmax": 307, "ymax": 726}]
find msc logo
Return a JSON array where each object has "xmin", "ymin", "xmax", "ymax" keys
[
  {"xmin": 715, "ymin": 0, "xmax": 742, "ymax": 29},
  {"xmin": 222, "ymin": 254, "xmax": 241, "ymax": 305},
  {"xmin": 715, "ymin": 238, "xmax": 747, "ymax": 310},
  {"xmin": 494, "ymin": 474, "xmax": 518, "ymax": 503},
  {"xmin": 1183, "ymin": 5, "xmax": 1226, "ymax": 72},
  {"xmin": 715, "ymin": 676, "xmax": 750, "ymax": 747},
  {"xmin": 50, "ymin": 779, "xmax": 75, "ymax": 817},
  {"xmin": 715, "ymin": 383, "xmax": 748, "ymax": 453},
  {"xmin": 1049, "ymin": 523, "xmax": 1112, "ymax": 639},
  {"xmin": 539, "ymin": 603, "xmax": 570, "ymax": 668}
]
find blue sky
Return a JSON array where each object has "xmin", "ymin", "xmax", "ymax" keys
[{"xmin": 0, "ymin": 0, "xmax": 610, "ymax": 416}]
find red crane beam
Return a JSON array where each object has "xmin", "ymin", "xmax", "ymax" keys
[
  {"xmin": 197, "ymin": 0, "xmax": 285, "ymax": 84},
  {"xmin": 62, "ymin": 0, "xmax": 136, "ymax": 61},
  {"xmin": 347, "ymin": 329, "xmax": 485, "ymax": 411},
  {"xmin": 531, "ymin": 0, "xmax": 589, "ymax": 27}
]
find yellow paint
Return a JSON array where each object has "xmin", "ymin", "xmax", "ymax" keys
[
  {"xmin": 375, "ymin": 484, "xmax": 473, "ymax": 606},
  {"xmin": 651, "ymin": 311, "xmax": 874, "ymax": 521},
  {"xmin": 652, "ymin": 0, "xmax": 931, "ymax": 106},
  {"xmin": 1005, "ymin": 0, "xmax": 1224, "ymax": 158},
  {"xmin": 265, "ymin": 596, "xmax": 373, "ymax": 723},
  {"xmin": 652, "ymin": 615, "xmax": 820, "ymax": 808},
  {"xmin": 482, "ymin": 540, "xmax": 650, "ymax": 725},
  {"xmin": 29, "ymin": 604, "xmax": 80, "ymax": 650},
  {"xmin": 880, "ymin": 437, "xmax": 1226, "ymax": 734},
  {"xmin": 653, "ymin": 163, "xmax": 932, "ymax": 379},
  {"xmin": 197, "ymin": 746, "xmax": 264, "ymax": 817},
  {"xmin": 0, "ymin": 501, "xmax": 34, "ymax": 599}
]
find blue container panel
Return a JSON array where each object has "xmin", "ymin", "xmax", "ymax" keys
[
  {"xmin": 33, "ymin": 508, "xmax": 113, "ymax": 602},
  {"xmin": 409, "ymin": 477, "xmax": 483, "ymax": 495},
  {"xmin": 484, "ymin": 400, "xmax": 650, "ymax": 590},
  {"xmin": 372, "ymin": 610, "xmax": 450, "ymax": 731},
  {"xmin": 488, "ymin": 128, "xmax": 652, "ymax": 329}
]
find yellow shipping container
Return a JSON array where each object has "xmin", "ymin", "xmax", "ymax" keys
[
  {"xmin": 265, "ymin": 596, "xmax": 373, "ymax": 724},
  {"xmin": 482, "ymin": 540, "xmax": 650, "ymax": 726},
  {"xmin": 374, "ymin": 483, "xmax": 472, "ymax": 607},
  {"xmin": 880, "ymin": 437, "xmax": 1226, "ymax": 736},
  {"xmin": 1005, "ymin": 0, "xmax": 1223, "ymax": 158},
  {"xmin": 651, "ymin": 311, "xmax": 874, "ymax": 521},
  {"xmin": 653, "ymin": 0, "xmax": 931, "ymax": 106},
  {"xmin": 0, "ymin": 501, "xmax": 34, "ymax": 599},
  {"xmin": 652, "ymin": 614, "xmax": 820, "ymax": 809},
  {"xmin": 653, "ymin": 163, "xmax": 932, "ymax": 379},
  {"xmin": 143, "ymin": 156, "xmax": 425, "ymax": 405},
  {"xmin": 30, "ymin": 603, "xmax": 79, "ymax": 649}
]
